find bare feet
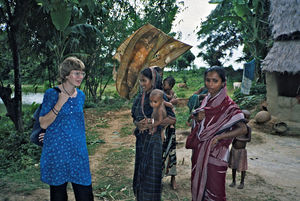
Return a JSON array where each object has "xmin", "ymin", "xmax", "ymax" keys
[
  {"xmin": 237, "ymin": 183, "xmax": 244, "ymax": 189},
  {"xmin": 229, "ymin": 182, "xmax": 236, "ymax": 187},
  {"xmin": 171, "ymin": 176, "xmax": 177, "ymax": 190}
]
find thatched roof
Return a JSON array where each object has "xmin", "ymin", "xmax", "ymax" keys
[
  {"xmin": 262, "ymin": 40, "xmax": 300, "ymax": 74},
  {"xmin": 270, "ymin": 0, "xmax": 300, "ymax": 39}
]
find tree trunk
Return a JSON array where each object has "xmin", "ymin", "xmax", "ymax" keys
[
  {"xmin": 7, "ymin": 27, "xmax": 24, "ymax": 131},
  {"xmin": 0, "ymin": 85, "xmax": 22, "ymax": 131},
  {"xmin": 12, "ymin": 34, "xmax": 23, "ymax": 131},
  {"xmin": 3, "ymin": 0, "xmax": 24, "ymax": 131}
]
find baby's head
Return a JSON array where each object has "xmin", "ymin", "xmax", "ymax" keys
[
  {"xmin": 192, "ymin": 109, "xmax": 205, "ymax": 121},
  {"xmin": 163, "ymin": 76, "xmax": 175, "ymax": 91},
  {"xmin": 242, "ymin": 110, "xmax": 251, "ymax": 122},
  {"xmin": 197, "ymin": 109, "xmax": 205, "ymax": 121},
  {"xmin": 150, "ymin": 89, "xmax": 164, "ymax": 108}
]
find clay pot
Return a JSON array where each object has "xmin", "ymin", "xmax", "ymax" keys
[
  {"xmin": 255, "ymin": 111, "xmax": 271, "ymax": 123},
  {"xmin": 273, "ymin": 122, "xmax": 288, "ymax": 133}
]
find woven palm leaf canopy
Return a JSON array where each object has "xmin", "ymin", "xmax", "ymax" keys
[{"xmin": 113, "ymin": 23, "xmax": 192, "ymax": 99}]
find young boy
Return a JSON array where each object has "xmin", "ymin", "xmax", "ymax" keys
[
  {"xmin": 149, "ymin": 89, "xmax": 167, "ymax": 142},
  {"xmin": 163, "ymin": 76, "xmax": 178, "ymax": 106},
  {"xmin": 162, "ymin": 76, "xmax": 178, "ymax": 189},
  {"xmin": 228, "ymin": 109, "xmax": 252, "ymax": 189}
]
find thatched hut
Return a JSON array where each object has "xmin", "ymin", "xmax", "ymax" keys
[{"xmin": 262, "ymin": 0, "xmax": 300, "ymax": 129}]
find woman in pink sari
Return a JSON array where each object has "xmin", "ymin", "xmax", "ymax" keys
[{"xmin": 186, "ymin": 66, "xmax": 248, "ymax": 201}]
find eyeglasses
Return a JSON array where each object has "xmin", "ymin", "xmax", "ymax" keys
[{"xmin": 70, "ymin": 72, "xmax": 86, "ymax": 77}]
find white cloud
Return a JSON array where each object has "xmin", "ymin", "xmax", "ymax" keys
[{"xmin": 172, "ymin": 0, "xmax": 243, "ymax": 69}]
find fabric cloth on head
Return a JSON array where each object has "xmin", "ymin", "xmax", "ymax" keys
[
  {"xmin": 131, "ymin": 67, "xmax": 175, "ymax": 200},
  {"xmin": 186, "ymin": 87, "xmax": 244, "ymax": 201}
]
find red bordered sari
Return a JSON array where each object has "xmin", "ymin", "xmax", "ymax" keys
[{"xmin": 186, "ymin": 87, "xmax": 244, "ymax": 201}]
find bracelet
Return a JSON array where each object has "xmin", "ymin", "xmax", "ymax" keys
[
  {"xmin": 152, "ymin": 118, "xmax": 154, "ymax": 124},
  {"xmin": 51, "ymin": 108, "xmax": 58, "ymax": 115},
  {"xmin": 53, "ymin": 107, "xmax": 59, "ymax": 113}
]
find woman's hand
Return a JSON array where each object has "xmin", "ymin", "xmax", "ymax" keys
[
  {"xmin": 211, "ymin": 136, "xmax": 220, "ymax": 146},
  {"xmin": 160, "ymin": 116, "xmax": 176, "ymax": 127},
  {"xmin": 135, "ymin": 118, "xmax": 150, "ymax": 131},
  {"xmin": 57, "ymin": 92, "xmax": 69, "ymax": 107},
  {"xmin": 186, "ymin": 121, "xmax": 192, "ymax": 127}
]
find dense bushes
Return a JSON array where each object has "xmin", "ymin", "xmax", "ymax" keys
[
  {"xmin": 0, "ymin": 104, "xmax": 41, "ymax": 176},
  {"xmin": 232, "ymin": 83, "xmax": 266, "ymax": 110}
]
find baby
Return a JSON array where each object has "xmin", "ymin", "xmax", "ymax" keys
[
  {"xmin": 149, "ymin": 89, "xmax": 168, "ymax": 141},
  {"xmin": 186, "ymin": 108, "xmax": 205, "ymax": 127}
]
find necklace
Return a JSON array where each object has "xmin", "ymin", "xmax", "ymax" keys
[{"xmin": 62, "ymin": 83, "xmax": 73, "ymax": 96}]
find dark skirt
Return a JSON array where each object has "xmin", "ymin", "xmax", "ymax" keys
[
  {"xmin": 133, "ymin": 130, "xmax": 162, "ymax": 201},
  {"xmin": 162, "ymin": 126, "xmax": 177, "ymax": 176}
]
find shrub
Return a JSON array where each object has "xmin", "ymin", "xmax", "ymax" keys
[
  {"xmin": 233, "ymin": 83, "xmax": 266, "ymax": 110},
  {"xmin": 0, "ymin": 105, "xmax": 41, "ymax": 176}
]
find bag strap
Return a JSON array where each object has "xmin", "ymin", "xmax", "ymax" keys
[{"xmin": 53, "ymin": 86, "xmax": 61, "ymax": 93}]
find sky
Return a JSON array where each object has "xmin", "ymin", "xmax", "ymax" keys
[{"xmin": 171, "ymin": 0, "xmax": 243, "ymax": 70}]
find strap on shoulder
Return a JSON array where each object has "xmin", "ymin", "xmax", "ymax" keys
[{"xmin": 53, "ymin": 86, "xmax": 61, "ymax": 93}]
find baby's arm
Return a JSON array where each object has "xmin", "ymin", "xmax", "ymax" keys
[
  {"xmin": 164, "ymin": 101, "xmax": 173, "ymax": 109},
  {"xmin": 169, "ymin": 90, "xmax": 178, "ymax": 105},
  {"xmin": 165, "ymin": 93, "xmax": 173, "ymax": 100}
]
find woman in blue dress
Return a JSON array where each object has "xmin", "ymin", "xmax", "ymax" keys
[
  {"xmin": 131, "ymin": 67, "xmax": 176, "ymax": 200},
  {"xmin": 39, "ymin": 57, "xmax": 93, "ymax": 201}
]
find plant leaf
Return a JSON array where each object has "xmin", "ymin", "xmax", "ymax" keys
[{"xmin": 50, "ymin": 2, "xmax": 71, "ymax": 31}]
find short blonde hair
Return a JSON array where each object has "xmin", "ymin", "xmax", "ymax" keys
[{"xmin": 58, "ymin": 56, "xmax": 85, "ymax": 83}]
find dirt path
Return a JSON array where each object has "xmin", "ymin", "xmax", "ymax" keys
[
  {"xmin": 2, "ymin": 109, "xmax": 299, "ymax": 201},
  {"xmin": 87, "ymin": 109, "xmax": 136, "ymax": 186},
  {"xmin": 88, "ymin": 109, "xmax": 300, "ymax": 201}
]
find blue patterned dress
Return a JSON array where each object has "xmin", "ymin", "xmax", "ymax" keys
[{"xmin": 39, "ymin": 88, "xmax": 91, "ymax": 186}]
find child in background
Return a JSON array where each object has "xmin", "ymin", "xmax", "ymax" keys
[
  {"xmin": 162, "ymin": 76, "xmax": 178, "ymax": 189},
  {"xmin": 163, "ymin": 76, "xmax": 178, "ymax": 106},
  {"xmin": 229, "ymin": 109, "xmax": 252, "ymax": 189}
]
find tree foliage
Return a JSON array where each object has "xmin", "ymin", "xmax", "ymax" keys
[
  {"xmin": 169, "ymin": 50, "xmax": 196, "ymax": 71},
  {"xmin": 0, "ymin": 0, "xmax": 180, "ymax": 129},
  {"xmin": 197, "ymin": 0, "xmax": 272, "ymax": 81}
]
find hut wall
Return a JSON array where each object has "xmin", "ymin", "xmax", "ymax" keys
[{"xmin": 266, "ymin": 72, "xmax": 300, "ymax": 122}]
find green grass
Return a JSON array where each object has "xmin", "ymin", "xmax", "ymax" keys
[
  {"xmin": 0, "ymin": 166, "xmax": 48, "ymax": 194},
  {"xmin": 175, "ymin": 106, "xmax": 190, "ymax": 130},
  {"xmin": 94, "ymin": 147, "xmax": 135, "ymax": 200},
  {"xmin": 120, "ymin": 124, "xmax": 134, "ymax": 137},
  {"xmin": 164, "ymin": 69, "xmax": 205, "ymax": 99}
]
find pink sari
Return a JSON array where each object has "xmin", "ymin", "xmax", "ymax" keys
[{"xmin": 186, "ymin": 87, "xmax": 244, "ymax": 201}]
